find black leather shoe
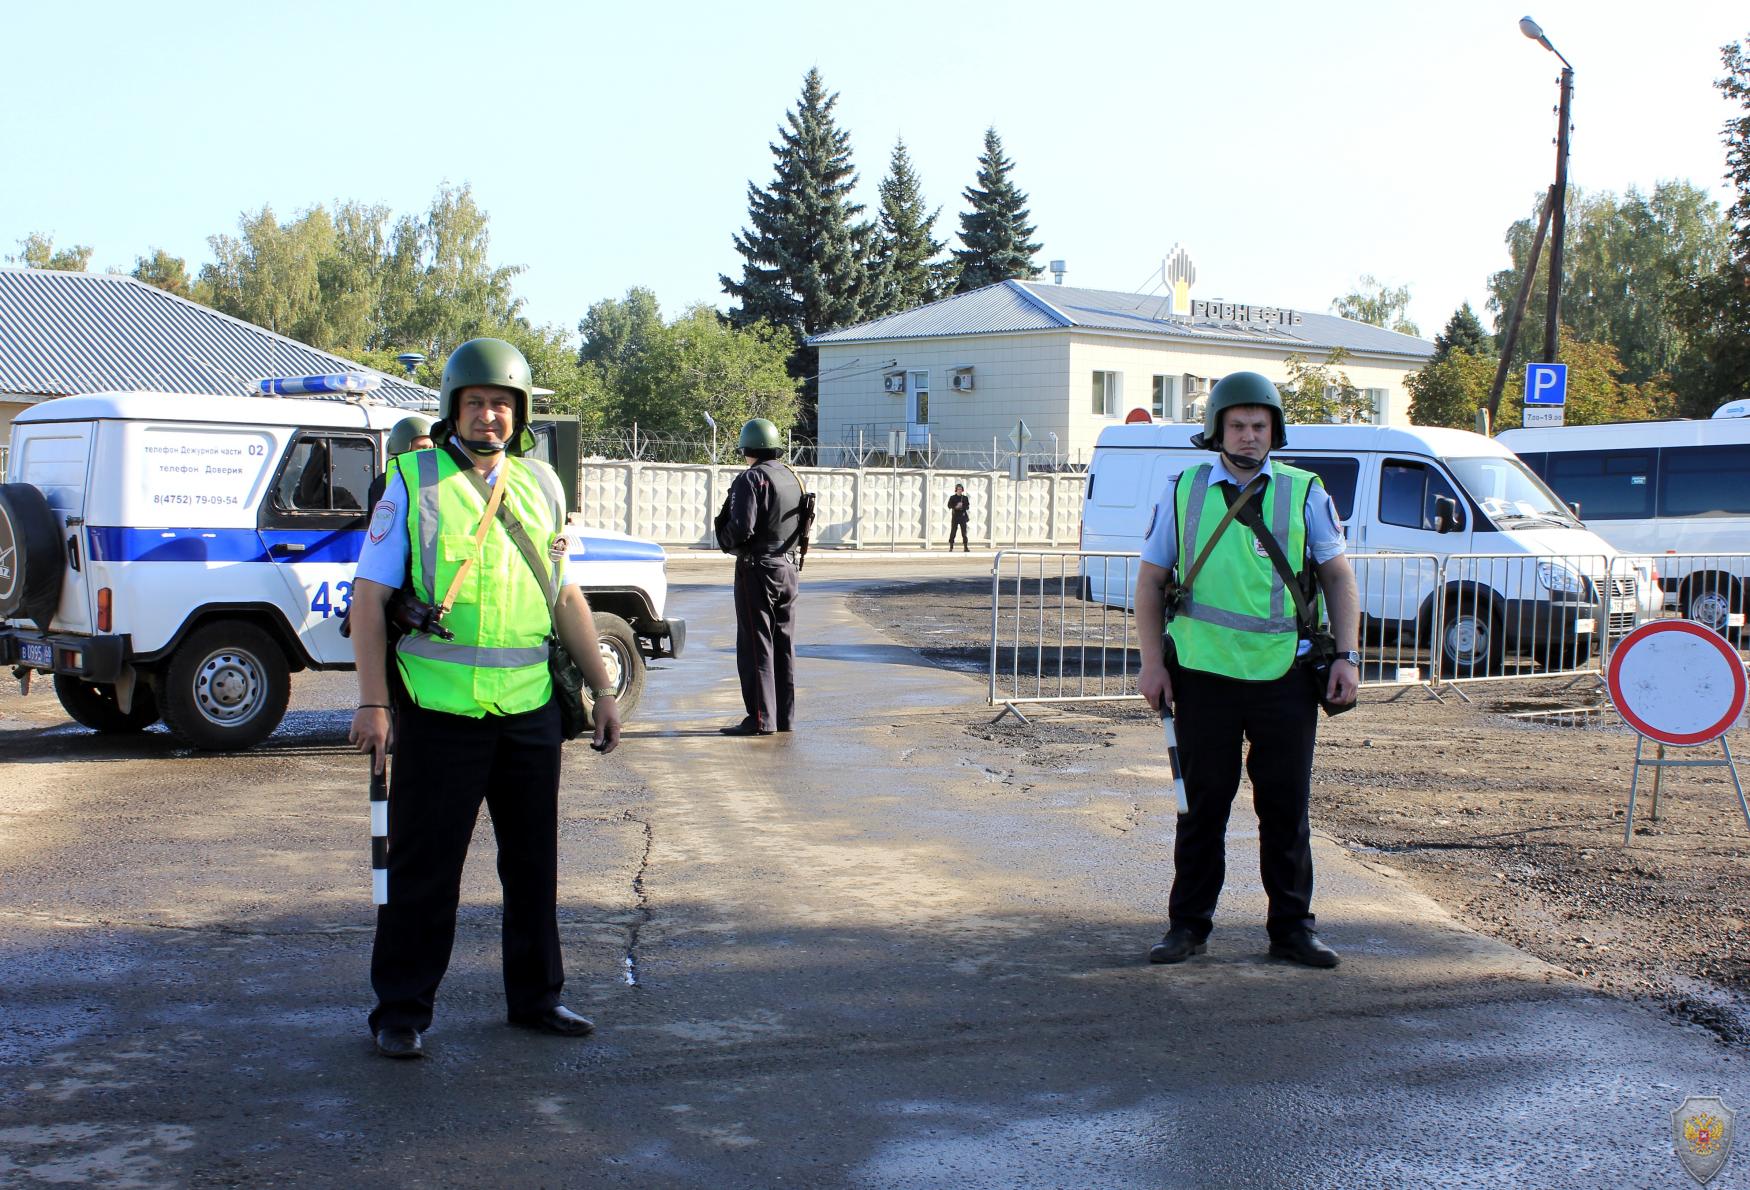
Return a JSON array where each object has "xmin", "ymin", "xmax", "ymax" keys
[
  {"xmin": 1147, "ymin": 926, "xmax": 1207, "ymax": 964},
  {"xmin": 1268, "ymin": 930, "xmax": 1340, "ymax": 968},
  {"xmin": 509, "ymin": 1005, "xmax": 596, "ymax": 1037},
  {"xmin": 373, "ymin": 1026, "xmax": 424, "ymax": 1059},
  {"xmin": 720, "ymin": 718, "xmax": 774, "ymax": 736}
]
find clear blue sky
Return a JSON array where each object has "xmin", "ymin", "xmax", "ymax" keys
[{"xmin": 4, "ymin": 0, "xmax": 1742, "ymax": 343}]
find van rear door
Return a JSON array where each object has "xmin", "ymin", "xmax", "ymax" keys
[{"xmin": 12, "ymin": 422, "xmax": 96, "ymax": 633}]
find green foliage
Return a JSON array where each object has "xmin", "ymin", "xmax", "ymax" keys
[
  {"xmin": 9, "ymin": 233, "xmax": 92, "ymax": 271},
  {"xmin": 1432, "ymin": 303, "xmax": 1489, "ymax": 361},
  {"xmin": 1486, "ymin": 183, "xmax": 1726, "ymax": 406},
  {"xmin": 131, "ymin": 249, "xmax": 193, "ymax": 298},
  {"xmin": 579, "ymin": 290, "xmax": 799, "ymax": 455},
  {"xmin": 1722, "ymin": 31, "xmax": 1750, "ymax": 263},
  {"xmin": 869, "ymin": 138, "xmax": 948, "ymax": 314},
  {"xmin": 1278, "ymin": 351, "xmax": 1372, "ymax": 424},
  {"xmin": 1407, "ymin": 349, "xmax": 1497, "ymax": 430},
  {"xmin": 1330, "ymin": 275, "xmax": 1418, "ymax": 336},
  {"xmin": 720, "ymin": 67, "xmax": 873, "ymax": 339},
  {"xmin": 952, "ymin": 128, "xmax": 1041, "ymax": 293}
]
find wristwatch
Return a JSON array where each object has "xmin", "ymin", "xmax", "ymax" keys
[
  {"xmin": 589, "ymin": 687, "xmax": 617, "ymax": 700},
  {"xmin": 1339, "ymin": 650, "xmax": 1362, "ymax": 666}
]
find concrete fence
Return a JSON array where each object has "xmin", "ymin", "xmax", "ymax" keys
[{"xmin": 578, "ymin": 461, "xmax": 1087, "ymax": 549}]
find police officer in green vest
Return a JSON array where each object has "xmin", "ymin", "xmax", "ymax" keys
[
  {"xmin": 1135, "ymin": 372, "xmax": 1360, "ymax": 968},
  {"xmin": 348, "ymin": 337, "xmax": 623, "ymax": 1059}
]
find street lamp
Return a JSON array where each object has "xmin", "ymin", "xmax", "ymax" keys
[
  {"xmin": 1521, "ymin": 15, "xmax": 1574, "ymax": 365},
  {"xmin": 701, "ymin": 411, "xmax": 717, "ymax": 463}
]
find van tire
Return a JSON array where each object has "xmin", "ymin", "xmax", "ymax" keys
[
  {"xmin": 1680, "ymin": 574, "xmax": 1741, "ymax": 639},
  {"xmin": 1439, "ymin": 601, "xmax": 1502, "ymax": 679},
  {"xmin": 158, "ymin": 621, "xmax": 291, "ymax": 751},
  {"xmin": 54, "ymin": 674, "xmax": 160, "ymax": 733},
  {"xmin": 0, "ymin": 483, "xmax": 66, "ymax": 630},
  {"xmin": 585, "ymin": 612, "xmax": 644, "ymax": 723}
]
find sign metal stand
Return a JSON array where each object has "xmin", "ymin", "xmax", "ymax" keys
[{"xmin": 1607, "ymin": 620, "xmax": 1750, "ymax": 845}]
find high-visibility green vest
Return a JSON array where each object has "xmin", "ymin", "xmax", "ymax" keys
[
  {"xmin": 1168, "ymin": 462, "xmax": 1320, "ymax": 681},
  {"xmin": 393, "ymin": 448, "xmax": 568, "ymax": 717}
]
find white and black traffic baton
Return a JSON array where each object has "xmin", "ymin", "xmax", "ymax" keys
[
  {"xmin": 370, "ymin": 766, "xmax": 389, "ymax": 906},
  {"xmin": 1161, "ymin": 708, "xmax": 1190, "ymax": 815}
]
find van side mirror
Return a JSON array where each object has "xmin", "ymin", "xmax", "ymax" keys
[
  {"xmin": 1432, "ymin": 495, "xmax": 1461, "ymax": 534},
  {"xmin": 1566, "ymin": 500, "xmax": 1581, "ymax": 520}
]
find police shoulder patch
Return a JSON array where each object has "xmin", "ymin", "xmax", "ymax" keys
[{"xmin": 367, "ymin": 500, "xmax": 397, "ymax": 544}]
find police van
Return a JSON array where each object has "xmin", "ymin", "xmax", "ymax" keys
[
  {"xmin": 1080, "ymin": 422, "xmax": 1659, "ymax": 676},
  {"xmin": 0, "ymin": 384, "xmax": 683, "ymax": 750}
]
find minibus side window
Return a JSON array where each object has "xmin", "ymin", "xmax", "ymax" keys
[
  {"xmin": 1379, "ymin": 459, "xmax": 1461, "ymax": 532},
  {"xmin": 276, "ymin": 435, "xmax": 375, "ymax": 514},
  {"xmin": 1274, "ymin": 455, "xmax": 1358, "ymax": 522},
  {"xmin": 1542, "ymin": 448, "xmax": 1653, "ymax": 519},
  {"xmin": 1658, "ymin": 445, "xmax": 1750, "ymax": 518}
]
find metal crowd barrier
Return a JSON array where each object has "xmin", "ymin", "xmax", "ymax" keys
[
  {"xmin": 1615, "ymin": 552, "xmax": 1750, "ymax": 654},
  {"xmin": 986, "ymin": 550, "xmax": 1699, "ymax": 712}
]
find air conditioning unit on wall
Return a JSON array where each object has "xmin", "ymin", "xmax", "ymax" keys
[
  {"xmin": 883, "ymin": 373, "xmax": 906, "ymax": 393},
  {"xmin": 951, "ymin": 370, "xmax": 974, "ymax": 392}
]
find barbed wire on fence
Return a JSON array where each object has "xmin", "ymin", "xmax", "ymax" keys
[{"xmin": 579, "ymin": 425, "xmax": 1088, "ymax": 472}]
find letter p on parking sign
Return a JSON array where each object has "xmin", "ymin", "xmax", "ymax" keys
[{"xmin": 1523, "ymin": 362, "xmax": 1568, "ymax": 427}]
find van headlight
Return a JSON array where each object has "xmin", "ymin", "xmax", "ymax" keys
[{"xmin": 1536, "ymin": 562, "xmax": 1584, "ymax": 594}]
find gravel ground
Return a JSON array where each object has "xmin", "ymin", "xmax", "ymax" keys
[{"xmin": 849, "ymin": 575, "xmax": 1750, "ymax": 1050}]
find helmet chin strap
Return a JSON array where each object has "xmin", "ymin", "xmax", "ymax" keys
[
  {"xmin": 1220, "ymin": 446, "xmax": 1265, "ymax": 473},
  {"xmin": 461, "ymin": 437, "xmax": 506, "ymax": 455}
]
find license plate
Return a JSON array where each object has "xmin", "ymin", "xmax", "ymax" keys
[
  {"xmin": 1611, "ymin": 597, "xmax": 1635, "ymax": 615},
  {"xmin": 19, "ymin": 641, "xmax": 52, "ymax": 668}
]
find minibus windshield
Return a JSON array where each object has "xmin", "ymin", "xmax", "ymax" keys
[{"xmin": 1447, "ymin": 455, "xmax": 1580, "ymax": 527}]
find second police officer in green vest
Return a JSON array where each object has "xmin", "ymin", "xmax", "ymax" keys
[
  {"xmin": 348, "ymin": 338, "xmax": 623, "ymax": 1059},
  {"xmin": 1134, "ymin": 372, "xmax": 1360, "ymax": 969}
]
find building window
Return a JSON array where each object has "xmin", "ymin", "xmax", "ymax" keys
[
  {"xmin": 1152, "ymin": 374, "xmax": 1180, "ymax": 421},
  {"xmin": 908, "ymin": 370, "xmax": 930, "ymax": 426},
  {"xmin": 1092, "ymin": 371, "xmax": 1121, "ymax": 417},
  {"xmin": 1365, "ymin": 388, "xmax": 1387, "ymax": 424}
]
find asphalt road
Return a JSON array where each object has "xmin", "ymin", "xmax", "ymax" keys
[{"xmin": 0, "ymin": 553, "xmax": 1744, "ymax": 1187}]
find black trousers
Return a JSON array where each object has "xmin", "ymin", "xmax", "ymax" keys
[
  {"xmin": 369, "ymin": 696, "xmax": 564, "ymax": 1032},
  {"xmin": 1167, "ymin": 662, "xmax": 1320, "ymax": 941},
  {"xmin": 733, "ymin": 553, "xmax": 798, "ymax": 732},
  {"xmin": 948, "ymin": 518, "xmax": 970, "ymax": 549}
]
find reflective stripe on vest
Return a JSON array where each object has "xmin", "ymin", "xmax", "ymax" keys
[
  {"xmin": 393, "ymin": 449, "xmax": 559, "ymax": 718},
  {"xmin": 1169, "ymin": 462, "xmax": 1316, "ymax": 680}
]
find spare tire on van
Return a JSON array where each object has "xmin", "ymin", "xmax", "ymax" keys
[{"xmin": 0, "ymin": 483, "xmax": 65, "ymax": 631}]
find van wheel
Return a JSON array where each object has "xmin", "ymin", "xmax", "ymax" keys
[
  {"xmin": 586, "ymin": 612, "xmax": 644, "ymax": 723},
  {"xmin": 1682, "ymin": 574, "xmax": 1740, "ymax": 639},
  {"xmin": 53, "ymin": 674, "xmax": 160, "ymax": 733},
  {"xmin": 1439, "ymin": 601, "xmax": 1501, "ymax": 678},
  {"xmin": 158, "ymin": 621, "xmax": 291, "ymax": 751},
  {"xmin": 0, "ymin": 483, "xmax": 66, "ymax": 630}
]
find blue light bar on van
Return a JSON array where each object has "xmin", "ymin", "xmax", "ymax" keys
[{"xmin": 257, "ymin": 372, "xmax": 382, "ymax": 396}]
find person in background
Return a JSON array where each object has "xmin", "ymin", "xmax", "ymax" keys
[{"xmin": 946, "ymin": 483, "xmax": 971, "ymax": 552}]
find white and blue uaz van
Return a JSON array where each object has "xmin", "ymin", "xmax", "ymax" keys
[{"xmin": 0, "ymin": 389, "xmax": 682, "ymax": 750}]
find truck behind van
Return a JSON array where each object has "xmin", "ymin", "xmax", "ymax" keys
[
  {"xmin": 0, "ymin": 390, "xmax": 683, "ymax": 750},
  {"xmin": 1080, "ymin": 422, "xmax": 1658, "ymax": 676}
]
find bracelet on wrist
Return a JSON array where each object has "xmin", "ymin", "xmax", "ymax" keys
[
  {"xmin": 589, "ymin": 688, "xmax": 616, "ymax": 700},
  {"xmin": 359, "ymin": 703, "xmax": 391, "ymax": 710}
]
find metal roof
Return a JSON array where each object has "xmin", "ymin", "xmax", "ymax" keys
[
  {"xmin": 0, "ymin": 267, "xmax": 437, "ymax": 408},
  {"xmin": 810, "ymin": 279, "xmax": 1436, "ymax": 361}
]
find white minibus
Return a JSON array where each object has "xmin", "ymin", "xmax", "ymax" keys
[{"xmin": 1499, "ymin": 418, "xmax": 1750, "ymax": 634}]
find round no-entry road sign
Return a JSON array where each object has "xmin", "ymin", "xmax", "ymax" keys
[{"xmin": 1607, "ymin": 620, "xmax": 1748, "ymax": 746}]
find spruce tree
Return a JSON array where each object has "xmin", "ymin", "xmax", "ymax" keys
[
  {"xmin": 952, "ymin": 128, "xmax": 1043, "ymax": 293},
  {"xmin": 870, "ymin": 138, "xmax": 947, "ymax": 314},
  {"xmin": 720, "ymin": 69, "xmax": 873, "ymax": 432},
  {"xmin": 1432, "ymin": 302, "xmax": 1491, "ymax": 362}
]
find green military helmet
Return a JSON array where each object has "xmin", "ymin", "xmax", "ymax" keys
[
  {"xmin": 738, "ymin": 417, "xmax": 783, "ymax": 453},
  {"xmin": 386, "ymin": 414, "xmax": 433, "ymax": 457},
  {"xmin": 436, "ymin": 338, "xmax": 537, "ymax": 455},
  {"xmin": 1191, "ymin": 371, "xmax": 1287, "ymax": 452}
]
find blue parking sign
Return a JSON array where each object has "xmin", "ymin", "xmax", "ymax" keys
[{"xmin": 1525, "ymin": 362, "xmax": 1568, "ymax": 405}]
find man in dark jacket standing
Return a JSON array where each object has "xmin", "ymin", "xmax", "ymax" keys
[
  {"xmin": 946, "ymin": 483, "xmax": 971, "ymax": 552},
  {"xmin": 716, "ymin": 418, "xmax": 803, "ymax": 736}
]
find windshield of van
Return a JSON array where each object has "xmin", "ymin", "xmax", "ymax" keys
[{"xmin": 1447, "ymin": 455, "xmax": 1580, "ymax": 527}]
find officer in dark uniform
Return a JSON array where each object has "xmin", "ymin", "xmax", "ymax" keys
[
  {"xmin": 946, "ymin": 483, "xmax": 971, "ymax": 551},
  {"xmin": 716, "ymin": 418, "xmax": 802, "ymax": 736}
]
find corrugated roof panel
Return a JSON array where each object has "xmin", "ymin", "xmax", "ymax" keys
[
  {"xmin": 810, "ymin": 279, "xmax": 1436, "ymax": 361},
  {"xmin": 0, "ymin": 267, "xmax": 436, "ymax": 407}
]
